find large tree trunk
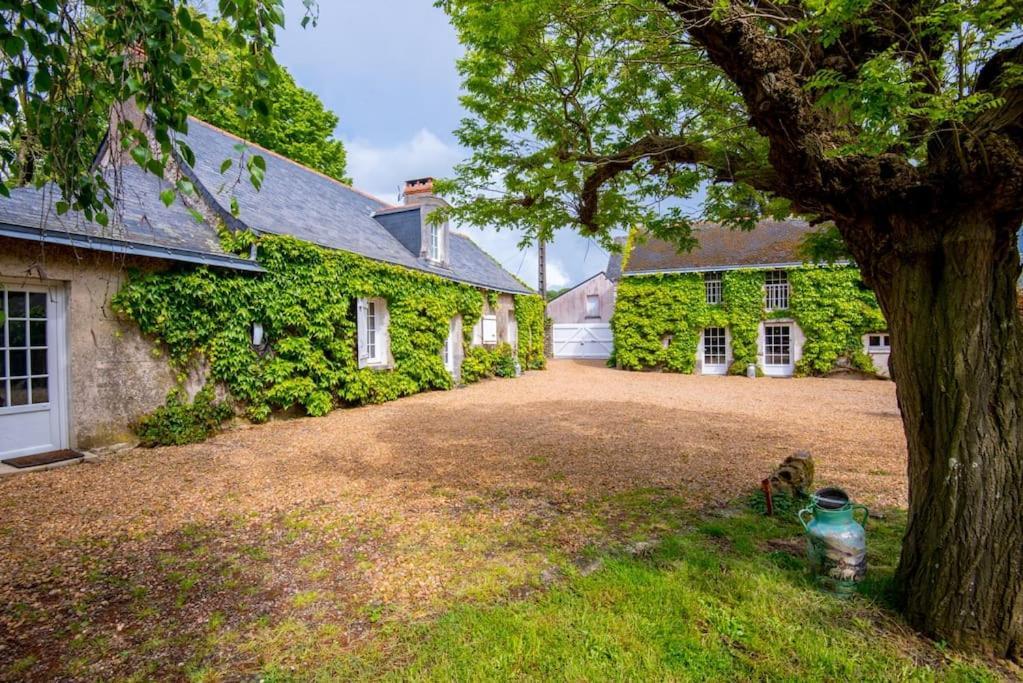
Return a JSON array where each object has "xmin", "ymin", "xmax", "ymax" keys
[{"xmin": 871, "ymin": 213, "xmax": 1023, "ymax": 660}]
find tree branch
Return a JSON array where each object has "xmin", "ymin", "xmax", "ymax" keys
[{"xmin": 568, "ymin": 133, "xmax": 777, "ymax": 230}]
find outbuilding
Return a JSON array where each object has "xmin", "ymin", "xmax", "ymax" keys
[{"xmin": 547, "ymin": 271, "xmax": 616, "ymax": 359}]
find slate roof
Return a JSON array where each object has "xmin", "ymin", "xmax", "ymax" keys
[
  {"xmin": 178, "ymin": 118, "xmax": 530, "ymax": 292},
  {"xmin": 0, "ymin": 116, "xmax": 532, "ymax": 293},
  {"xmin": 0, "ymin": 165, "xmax": 261, "ymax": 270},
  {"xmin": 623, "ymin": 220, "xmax": 817, "ymax": 275},
  {"xmin": 605, "ymin": 236, "xmax": 626, "ymax": 281}
]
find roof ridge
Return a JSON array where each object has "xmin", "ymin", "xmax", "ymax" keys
[{"xmin": 185, "ymin": 117, "xmax": 396, "ymax": 209}]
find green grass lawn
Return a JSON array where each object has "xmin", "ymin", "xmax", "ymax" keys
[{"xmin": 252, "ymin": 504, "xmax": 1004, "ymax": 682}]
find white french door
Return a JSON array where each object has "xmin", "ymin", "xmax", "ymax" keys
[
  {"xmin": 0, "ymin": 284, "xmax": 68, "ymax": 459},
  {"xmin": 700, "ymin": 327, "xmax": 730, "ymax": 375},
  {"xmin": 762, "ymin": 323, "xmax": 795, "ymax": 377}
]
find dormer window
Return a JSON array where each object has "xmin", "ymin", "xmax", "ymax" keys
[{"xmin": 429, "ymin": 222, "xmax": 442, "ymax": 262}]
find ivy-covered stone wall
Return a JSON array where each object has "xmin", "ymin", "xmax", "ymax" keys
[
  {"xmin": 113, "ymin": 231, "xmax": 545, "ymax": 428},
  {"xmin": 610, "ymin": 265, "xmax": 887, "ymax": 376}
]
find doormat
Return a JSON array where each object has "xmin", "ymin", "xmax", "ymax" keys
[{"xmin": 2, "ymin": 449, "xmax": 83, "ymax": 469}]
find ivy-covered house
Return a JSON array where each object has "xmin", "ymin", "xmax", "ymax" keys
[
  {"xmin": 609, "ymin": 221, "xmax": 890, "ymax": 378},
  {"xmin": 0, "ymin": 110, "xmax": 543, "ymax": 460}
]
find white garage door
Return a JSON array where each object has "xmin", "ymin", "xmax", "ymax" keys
[{"xmin": 553, "ymin": 323, "xmax": 612, "ymax": 359}]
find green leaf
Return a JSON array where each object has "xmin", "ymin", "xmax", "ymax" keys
[
  {"xmin": 146, "ymin": 159, "xmax": 165, "ymax": 177},
  {"xmin": 160, "ymin": 189, "xmax": 175, "ymax": 207},
  {"xmin": 56, "ymin": 200, "xmax": 69, "ymax": 215},
  {"xmin": 220, "ymin": 159, "xmax": 233, "ymax": 174},
  {"xmin": 177, "ymin": 179, "xmax": 196, "ymax": 196},
  {"xmin": 130, "ymin": 146, "xmax": 149, "ymax": 167}
]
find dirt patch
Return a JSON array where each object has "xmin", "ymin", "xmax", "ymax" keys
[{"xmin": 0, "ymin": 361, "xmax": 907, "ymax": 679}]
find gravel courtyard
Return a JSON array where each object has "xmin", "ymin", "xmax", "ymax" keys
[{"xmin": 0, "ymin": 361, "xmax": 908, "ymax": 679}]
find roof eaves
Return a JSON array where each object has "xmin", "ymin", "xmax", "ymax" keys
[
  {"xmin": 0, "ymin": 222, "xmax": 263, "ymax": 272},
  {"xmin": 372, "ymin": 205, "xmax": 420, "ymax": 217},
  {"xmin": 549, "ymin": 271, "xmax": 605, "ymax": 301},
  {"xmin": 624, "ymin": 261, "xmax": 818, "ymax": 276}
]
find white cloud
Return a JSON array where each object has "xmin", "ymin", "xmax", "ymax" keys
[
  {"xmin": 345, "ymin": 129, "xmax": 462, "ymax": 204},
  {"xmin": 546, "ymin": 260, "xmax": 571, "ymax": 289}
]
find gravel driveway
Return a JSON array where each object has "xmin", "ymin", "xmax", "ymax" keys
[{"xmin": 0, "ymin": 361, "xmax": 907, "ymax": 679}]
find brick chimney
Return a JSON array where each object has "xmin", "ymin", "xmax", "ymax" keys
[{"xmin": 403, "ymin": 177, "xmax": 446, "ymax": 208}]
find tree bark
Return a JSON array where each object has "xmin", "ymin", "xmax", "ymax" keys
[{"xmin": 865, "ymin": 213, "xmax": 1023, "ymax": 661}]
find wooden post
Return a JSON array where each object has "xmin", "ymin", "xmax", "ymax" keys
[
  {"xmin": 761, "ymin": 478, "xmax": 774, "ymax": 516},
  {"xmin": 538, "ymin": 239, "xmax": 553, "ymax": 357},
  {"xmin": 537, "ymin": 238, "xmax": 547, "ymax": 300}
]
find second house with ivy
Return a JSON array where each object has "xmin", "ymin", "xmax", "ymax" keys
[{"xmin": 606, "ymin": 221, "xmax": 890, "ymax": 378}]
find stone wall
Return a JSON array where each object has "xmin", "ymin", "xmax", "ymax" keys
[{"xmin": 0, "ymin": 238, "xmax": 180, "ymax": 449}]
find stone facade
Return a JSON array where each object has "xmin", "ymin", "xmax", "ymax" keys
[{"xmin": 0, "ymin": 238, "xmax": 180, "ymax": 449}]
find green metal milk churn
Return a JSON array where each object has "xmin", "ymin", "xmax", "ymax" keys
[{"xmin": 797, "ymin": 487, "xmax": 868, "ymax": 596}]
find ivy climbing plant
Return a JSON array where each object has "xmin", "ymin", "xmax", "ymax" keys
[
  {"xmin": 513, "ymin": 294, "xmax": 547, "ymax": 370},
  {"xmin": 788, "ymin": 267, "xmax": 887, "ymax": 375},
  {"xmin": 610, "ymin": 266, "xmax": 886, "ymax": 376},
  {"xmin": 113, "ymin": 231, "xmax": 545, "ymax": 429}
]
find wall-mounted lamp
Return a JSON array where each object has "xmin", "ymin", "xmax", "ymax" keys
[{"xmin": 252, "ymin": 322, "xmax": 265, "ymax": 347}]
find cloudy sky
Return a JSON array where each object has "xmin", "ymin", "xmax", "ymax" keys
[{"xmin": 272, "ymin": 0, "xmax": 612, "ymax": 290}]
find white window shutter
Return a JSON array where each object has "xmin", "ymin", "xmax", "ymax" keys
[
  {"xmin": 473, "ymin": 318, "xmax": 483, "ymax": 345},
  {"xmin": 379, "ymin": 302, "xmax": 390, "ymax": 364},
  {"xmin": 482, "ymin": 315, "xmax": 497, "ymax": 344},
  {"xmin": 356, "ymin": 298, "xmax": 369, "ymax": 367}
]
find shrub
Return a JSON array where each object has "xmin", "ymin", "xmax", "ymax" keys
[
  {"xmin": 494, "ymin": 343, "xmax": 517, "ymax": 377},
  {"xmin": 134, "ymin": 386, "xmax": 234, "ymax": 447},
  {"xmin": 461, "ymin": 345, "xmax": 497, "ymax": 383}
]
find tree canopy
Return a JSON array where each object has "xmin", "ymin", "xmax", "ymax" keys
[
  {"xmin": 440, "ymin": 0, "xmax": 1023, "ymax": 660},
  {"xmin": 439, "ymin": 0, "xmax": 1022, "ymax": 260},
  {"xmin": 188, "ymin": 21, "xmax": 349, "ymax": 184},
  {"xmin": 0, "ymin": 0, "xmax": 319, "ymax": 223}
]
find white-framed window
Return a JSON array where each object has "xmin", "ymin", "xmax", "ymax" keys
[
  {"xmin": 703, "ymin": 327, "xmax": 727, "ymax": 366},
  {"xmin": 764, "ymin": 324, "xmax": 792, "ymax": 365},
  {"xmin": 357, "ymin": 297, "xmax": 389, "ymax": 368},
  {"xmin": 1, "ymin": 289, "xmax": 51, "ymax": 407},
  {"xmin": 765, "ymin": 270, "xmax": 789, "ymax": 310},
  {"xmin": 867, "ymin": 333, "xmax": 891, "ymax": 351},
  {"xmin": 704, "ymin": 271, "xmax": 723, "ymax": 305},
  {"xmin": 481, "ymin": 314, "xmax": 498, "ymax": 344},
  {"xmin": 429, "ymin": 223, "xmax": 441, "ymax": 261},
  {"xmin": 585, "ymin": 294, "xmax": 600, "ymax": 318}
]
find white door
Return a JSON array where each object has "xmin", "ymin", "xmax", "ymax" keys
[
  {"xmin": 1, "ymin": 285, "xmax": 68, "ymax": 458},
  {"xmin": 699, "ymin": 327, "xmax": 730, "ymax": 375},
  {"xmin": 762, "ymin": 323, "xmax": 795, "ymax": 377},
  {"xmin": 552, "ymin": 323, "xmax": 612, "ymax": 359}
]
